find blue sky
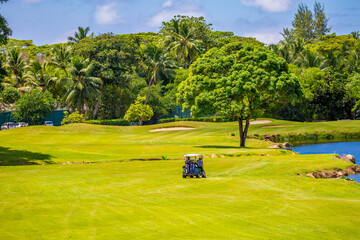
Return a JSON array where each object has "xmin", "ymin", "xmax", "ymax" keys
[{"xmin": 2, "ymin": 0, "xmax": 360, "ymax": 46}]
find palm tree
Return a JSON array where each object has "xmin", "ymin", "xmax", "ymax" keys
[
  {"xmin": 344, "ymin": 48, "xmax": 360, "ymax": 73},
  {"xmin": 167, "ymin": 24, "xmax": 201, "ymax": 68},
  {"xmin": 67, "ymin": 27, "xmax": 93, "ymax": 44},
  {"xmin": 144, "ymin": 46, "xmax": 175, "ymax": 105},
  {"xmin": 51, "ymin": 45, "xmax": 71, "ymax": 77},
  {"xmin": 277, "ymin": 43, "xmax": 292, "ymax": 63},
  {"xmin": 61, "ymin": 57, "xmax": 102, "ymax": 116},
  {"xmin": 290, "ymin": 38, "xmax": 305, "ymax": 60},
  {"xmin": 294, "ymin": 49, "xmax": 326, "ymax": 69},
  {"xmin": 6, "ymin": 49, "xmax": 26, "ymax": 88},
  {"xmin": 51, "ymin": 45, "xmax": 72, "ymax": 108},
  {"xmin": 351, "ymin": 31, "xmax": 360, "ymax": 39},
  {"xmin": 26, "ymin": 60, "xmax": 53, "ymax": 92}
]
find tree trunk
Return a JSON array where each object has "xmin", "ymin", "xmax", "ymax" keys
[
  {"xmin": 139, "ymin": 119, "xmax": 143, "ymax": 126},
  {"xmin": 145, "ymin": 78, "xmax": 154, "ymax": 105},
  {"xmin": 84, "ymin": 104, "xmax": 88, "ymax": 120},
  {"xmin": 92, "ymin": 87, "xmax": 103, "ymax": 119},
  {"xmin": 15, "ymin": 73, "xmax": 19, "ymax": 88},
  {"xmin": 238, "ymin": 116, "xmax": 250, "ymax": 148},
  {"xmin": 63, "ymin": 68, "xmax": 71, "ymax": 110}
]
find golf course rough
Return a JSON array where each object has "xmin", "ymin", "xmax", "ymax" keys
[{"xmin": 1, "ymin": 119, "xmax": 360, "ymax": 239}]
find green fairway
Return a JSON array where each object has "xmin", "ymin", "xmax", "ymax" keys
[
  {"xmin": 1, "ymin": 119, "xmax": 360, "ymax": 239},
  {"xmin": 1, "ymin": 155, "xmax": 360, "ymax": 239}
]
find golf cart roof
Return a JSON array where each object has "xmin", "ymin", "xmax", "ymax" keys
[{"xmin": 184, "ymin": 154, "xmax": 202, "ymax": 157}]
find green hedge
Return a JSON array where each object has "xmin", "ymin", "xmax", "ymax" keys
[
  {"xmin": 249, "ymin": 131, "xmax": 360, "ymax": 143},
  {"xmin": 159, "ymin": 116, "xmax": 232, "ymax": 123},
  {"xmin": 85, "ymin": 119, "xmax": 130, "ymax": 126}
]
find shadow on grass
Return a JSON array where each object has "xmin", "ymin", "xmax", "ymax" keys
[{"xmin": 0, "ymin": 146, "xmax": 54, "ymax": 166}]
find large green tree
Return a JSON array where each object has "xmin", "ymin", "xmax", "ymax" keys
[{"xmin": 177, "ymin": 42, "xmax": 302, "ymax": 147}]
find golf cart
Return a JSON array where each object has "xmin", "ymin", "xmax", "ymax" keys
[{"xmin": 183, "ymin": 154, "xmax": 206, "ymax": 178}]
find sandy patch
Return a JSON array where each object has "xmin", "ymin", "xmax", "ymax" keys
[
  {"xmin": 262, "ymin": 125, "xmax": 294, "ymax": 128},
  {"xmin": 150, "ymin": 127, "xmax": 195, "ymax": 132},
  {"xmin": 250, "ymin": 120, "xmax": 272, "ymax": 125}
]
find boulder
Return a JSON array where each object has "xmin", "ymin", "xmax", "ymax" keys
[
  {"xmin": 211, "ymin": 154, "xmax": 218, "ymax": 158},
  {"xmin": 344, "ymin": 154, "xmax": 356, "ymax": 163},
  {"xmin": 307, "ymin": 172, "xmax": 317, "ymax": 178},
  {"xmin": 283, "ymin": 142, "xmax": 292, "ymax": 148},
  {"xmin": 347, "ymin": 165, "xmax": 357, "ymax": 175},
  {"xmin": 270, "ymin": 144, "xmax": 282, "ymax": 149}
]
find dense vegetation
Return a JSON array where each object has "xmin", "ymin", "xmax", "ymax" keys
[{"xmin": 0, "ymin": 2, "xmax": 359, "ymax": 142}]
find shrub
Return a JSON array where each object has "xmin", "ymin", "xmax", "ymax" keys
[
  {"xmin": 61, "ymin": 111, "xmax": 84, "ymax": 125},
  {"xmin": 12, "ymin": 90, "xmax": 55, "ymax": 125},
  {"xmin": 85, "ymin": 119, "xmax": 130, "ymax": 126},
  {"xmin": 1, "ymin": 86, "xmax": 20, "ymax": 104}
]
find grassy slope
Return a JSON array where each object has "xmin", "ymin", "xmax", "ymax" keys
[{"xmin": 1, "ymin": 119, "xmax": 360, "ymax": 239}]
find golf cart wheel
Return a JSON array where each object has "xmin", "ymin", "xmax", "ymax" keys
[
  {"xmin": 202, "ymin": 174, "xmax": 207, "ymax": 178},
  {"xmin": 190, "ymin": 175, "xmax": 193, "ymax": 178},
  {"xmin": 182, "ymin": 175, "xmax": 186, "ymax": 178},
  {"xmin": 196, "ymin": 174, "xmax": 200, "ymax": 178}
]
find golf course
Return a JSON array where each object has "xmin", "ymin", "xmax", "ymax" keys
[{"xmin": 1, "ymin": 119, "xmax": 360, "ymax": 239}]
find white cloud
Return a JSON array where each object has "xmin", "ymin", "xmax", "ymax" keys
[
  {"xmin": 94, "ymin": 3, "xmax": 122, "ymax": 25},
  {"xmin": 162, "ymin": 0, "xmax": 173, "ymax": 8},
  {"xmin": 244, "ymin": 28, "xmax": 283, "ymax": 44},
  {"xmin": 149, "ymin": 0, "xmax": 205, "ymax": 27},
  {"xmin": 240, "ymin": 0, "xmax": 291, "ymax": 12}
]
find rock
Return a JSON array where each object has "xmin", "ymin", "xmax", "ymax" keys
[
  {"xmin": 338, "ymin": 169, "xmax": 348, "ymax": 177},
  {"xmin": 211, "ymin": 154, "xmax": 218, "ymax": 158},
  {"xmin": 307, "ymin": 172, "xmax": 318, "ymax": 178},
  {"xmin": 270, "ymin": 144, "xmax": 282, "ymax": 149},
  {"xmin": 354, "ymin": 165, "xmax": 360, "ymax": 173},
  {"xmin": 203, "ymin": 155, "xmax": 209, "ymax": 158},
  {"xmin": 344, "ymin": 154, "xmax": 356, "ymax": 163},
  {"xmin": 283, "ymin": 142, "xmax": 292, "ymax": 148},
  {"xmin": 220, "ymin": 155, "xmax": 225, "ymax": 158},
  {"xmin": 347, "ymin": 166, "xmax": 356, "ymax": 175}
]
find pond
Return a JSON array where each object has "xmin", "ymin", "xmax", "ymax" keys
[{"xmin": 290, "ymin": 141, "xmax": 360, "ymax": 183}]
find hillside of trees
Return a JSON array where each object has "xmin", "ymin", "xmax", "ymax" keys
[{"xmin": 0, "ymin": 2, "xmax": 359, "ymax": 124}]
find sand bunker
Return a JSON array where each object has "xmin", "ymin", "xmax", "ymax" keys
[
  {"xmin": 150, "ymin": 127, "xmax": 195, "ymax": 132},
  {"xmin": 250, "ymin": 120, "xmax": 272, "ymax": 125},
  {"xmin": 262, "ymin": 125, "xmax": 293, "ymax": 128}
]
